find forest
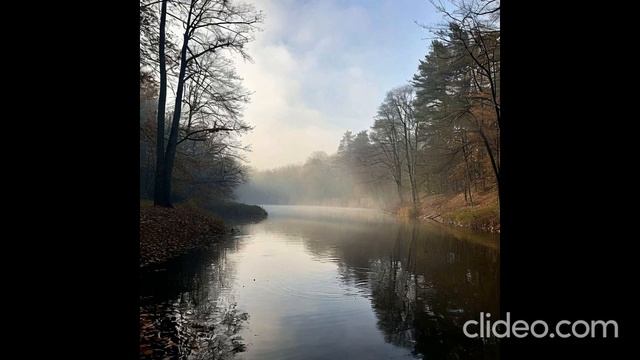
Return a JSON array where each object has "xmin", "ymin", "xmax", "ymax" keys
[
  {"xmin": 238, "ymin": 0, "xmax": 500, "ymax": 227},
  {"xmin": 139, "ymin": 0, "xmax": 500, "ymax": 230}
]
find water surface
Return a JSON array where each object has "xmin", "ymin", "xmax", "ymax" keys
[{"xmin": 140, "ymin": 205, "xmax": 499, "ymax": 359}]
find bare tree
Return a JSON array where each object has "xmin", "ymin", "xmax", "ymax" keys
[
  {"xmin": 179, "ymin": 53, "xmax": 251, "ymax": 147},
  {"xmin": 154, "ymin": 0, "xmax": 169, "ymax": 205},
  {"xmin": 370, "ymin": 86, "xmax": 421, "ymax": 214},
  {"xmin": 371, "ymin": 97, "xmax": 406, "ymax": 205},
  {"xmin": 145, "ymin": 0, "xmax": 262, "ymax": 206},
  {"xmin": 388, "ymin": 86, "xmax": 420, "ymax": 214}
]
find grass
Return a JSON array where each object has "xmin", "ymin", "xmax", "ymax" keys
[
  {"xmin": 397, "ymin": 206, "xmax": 421, "ymax": 219},
  {"xmin": 412, "ymin": 190, "xmax": 500, "ymax": 233},
  {"xmin": 442, "ymin": 202, "xmax": 499, "ymax": 232}
]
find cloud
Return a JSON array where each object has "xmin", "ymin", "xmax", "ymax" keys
[{"xmin": 235, "ymin": 0, "xmax": 436, "ymax": 170}]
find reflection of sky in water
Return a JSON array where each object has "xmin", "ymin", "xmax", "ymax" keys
[
  {"xmin": 229, "ymin": 231, "xmax": 414, "ymax": 359},
  {"xmin": 141, "ymin": 205, "xmax": 499, "ymax": 360}
]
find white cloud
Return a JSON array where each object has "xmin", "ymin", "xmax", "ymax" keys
[{"xmin": 233, "ymin": 0, "xmax": 434, "ymax": 170}]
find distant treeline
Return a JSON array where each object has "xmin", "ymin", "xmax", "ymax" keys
[
  {"xmin": 238, "ymin": 0, "xmax": 500, "ymax": 211},
  {"xmin": 236, "ymin": 150, "xmax": 397, "ymax": 208}
]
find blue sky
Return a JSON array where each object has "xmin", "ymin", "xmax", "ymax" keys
[{"xmin": 236, "ymin": 0, "xmax": 444, "ymax": 169}]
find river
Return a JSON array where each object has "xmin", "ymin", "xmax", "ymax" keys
[{"xmin": 140, "ymin": 205, "xmax": 500, "ymax": 359}]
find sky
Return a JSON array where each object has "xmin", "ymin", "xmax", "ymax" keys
[{"xmin": 235, "ymin": 0, "xmax": 444, "ymax": 170}]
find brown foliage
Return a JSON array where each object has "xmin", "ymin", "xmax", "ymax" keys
[{"xmin": 140, "ymin": 205, "xmax": 225, "ymax": 267}]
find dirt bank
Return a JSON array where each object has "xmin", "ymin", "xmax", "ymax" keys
[
  {"xmin": 398, "ymin": 190, "xmax": 500, "ymax": 233},
  {"xmin": 140, "ymin": 204, "xmax": 225, "ymax": 267}
]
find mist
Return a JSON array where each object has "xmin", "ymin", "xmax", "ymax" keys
[{"xmin": 235, "ymin": 149, "xmax": 398, "ymax": 209}]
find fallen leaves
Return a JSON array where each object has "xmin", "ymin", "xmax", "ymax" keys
[{"xmin": 140, "ymin": 206, "xmax": 225, "ymax": 267}]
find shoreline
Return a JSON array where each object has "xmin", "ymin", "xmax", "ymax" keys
[
  {"xmin": 395, "ymin": 191, "xmax": 500, "ymax": 233},
  {"xmin": 140, "ymin": 202, "xmax": 267, "ymax": 267},
  {"xmin": 140, "ymin": 205, "xmax": 225, "ymax": 267}
]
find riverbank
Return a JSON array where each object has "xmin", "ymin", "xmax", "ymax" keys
[
  {"xmin": 203, "ymin": 201, "xmax": 268, "ymax": 222},
  {"xmin": 398, "ymin": 190, "xmax": 500, "ymax": 233},
  {"xmin": 140, "ymin": 203, "xmax": 225, "ymax": 267},
  {"xmin": 140, "ymin": 201, "xmax": 269, "ymax": 267}
]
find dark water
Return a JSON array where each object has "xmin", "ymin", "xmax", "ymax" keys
[{"xmin": 140, "ymin": 205, "xmax": 499, "ymax": 359}]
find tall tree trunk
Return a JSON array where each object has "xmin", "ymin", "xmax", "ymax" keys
[
  {"xmin": 402, "ymin": 124, "xmax": 418, "ymax": 215},
  {"xmin": 477, "ymin": 126, "xmax": 500, "ymax": 196},
  {"xmin": 161, "ymin": 33, "xmax": 189, "ymax": 207},
  {"xmin": 389, "ymin": 123, "xmax": 404, "ymax": 206},
  {"xmin": 395, "ymin": 179, "xmax": 404, "ymax": 205},
  {"xmin": 159, "ymin": 2, "xmax": 194, "ymax": 207},
  {"xmin": 461, "ymin": 131, "xmax": 474, "ymax": 206},
  {"xmin": 153, "ymin": 0, "xmax": 169, "ymax": 206}
]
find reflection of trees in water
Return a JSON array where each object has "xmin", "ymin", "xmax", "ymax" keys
[
  {"xmin": 369, "ymin": 224, "xmax": 499, "ymax": 359},
  {"xmin": 279, "ymin": 218, "xmax": 499, "ymax": 359},
  {"xmin": 369, "ymin": 226, "xmax": 418, "ymax": 349},
  {"xmin": 140, "ymin": 240, "xmax": 249, "ymax": 359}
]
